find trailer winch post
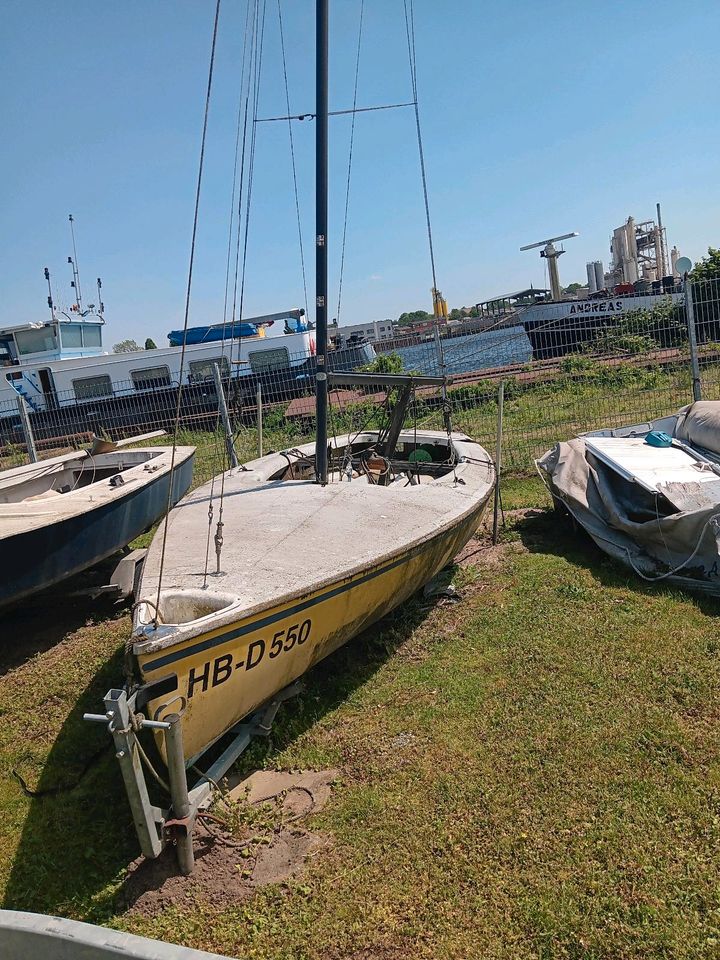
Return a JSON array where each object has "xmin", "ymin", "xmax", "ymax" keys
[
  {"xmin": 165, "ymin": 712, "xmax": 194, "ymax": 875},
  {"xmin": 87, "ymin": 680, "xmax": 304, "ymax": 876}
]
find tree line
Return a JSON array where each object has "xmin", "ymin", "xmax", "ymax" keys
[{"xmin": 397, "ymin": 305, "xmax": 480, "ymax": 326}]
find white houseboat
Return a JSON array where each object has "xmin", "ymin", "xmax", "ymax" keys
[{"xmin": 0, "ymin": 308, "xmax": 374, "ymax": 445}]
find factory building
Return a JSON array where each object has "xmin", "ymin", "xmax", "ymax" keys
[{"xmin": 331, "ymin": 318, "xmax": 395, "ymax": 344}]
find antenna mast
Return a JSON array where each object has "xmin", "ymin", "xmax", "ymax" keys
[
  {"xmin": 67, "ymin": 213, "xmax": 83, "ymax": 312},
  {"xmin": 520, "ymin": 232, "xmax": 579, "ymax": 302},
  {"xmin": 44, "ymin": 267, "xmax": 56, "ymax": 321}
]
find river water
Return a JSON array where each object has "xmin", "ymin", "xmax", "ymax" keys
[{"xmin": 392, "ymin": 325, "xmax": 532, "ymax": 376}]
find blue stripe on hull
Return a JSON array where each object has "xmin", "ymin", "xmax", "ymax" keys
[
  {"xmin": 0, "ymin": 456, "xmax": 194, "ymax": 609},
  {"xmin": 142, "ymin": 548, "xmax": 414, "ymax": 673}
]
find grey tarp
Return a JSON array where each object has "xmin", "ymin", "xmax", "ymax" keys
[{"xmin": 538, "ymin": 434, "xmax": 720, "ymax": 595}]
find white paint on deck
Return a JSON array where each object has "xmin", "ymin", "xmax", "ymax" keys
[
  {"xmin": 585, "ymin": 437, "xmax": 720, "ymax": 492},
  {"xmin": 135, "ymin": 431, "xmax": 494, "ymax": 649}
]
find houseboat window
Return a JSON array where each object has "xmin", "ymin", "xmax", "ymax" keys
[
  {"xmin": 83, "ymin": 324, "xmax": 102, "ymax": 347},
  {"xmin": 73, "ymin": 375, "xmax": 113, "ymax": 399},
  {"xmin": 15, "ymin": 326, "xmax": 58, "ymax": 356},
  {"xmin": 248, "ymin": 347, "xmax": 290, "ymax": 373},
  {"xmin": 61, "ymin": 323, "xmax": 102, "ymax": 349},
  {"xmin": 61, "ymin": 324, "xmax": 83, "ymax": 348},
  {"xmin": 131, "ymin": 365, "xmax": 171, "ymax": 390},
  {"xmin": 0, "ymin": 338, "xmax": 13, "ymax": 366},
  {"xmin": 189, "ymin": 356, "xmax": 230, "ymax": 382}
]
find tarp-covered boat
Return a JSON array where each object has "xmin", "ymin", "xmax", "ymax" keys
[{"xmin": 538, "ymin": 400, "xmax": 720, "ymax": 595}]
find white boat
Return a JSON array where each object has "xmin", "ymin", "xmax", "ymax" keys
[
  {"xmin": 538, "ymin": 400, "xmax": 720, "ymax": 595},
  {"xmin": 0, "ymin": 308, "xmax": 374, "ymax": 447},
  {"xmin": 0, "ymin": 434, "xmax": 195, "ymax": 608}
]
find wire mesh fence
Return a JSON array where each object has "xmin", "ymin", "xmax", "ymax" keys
[{"xmin": 2, "ymin": 277, "xmax": 719, "ymax": 476}]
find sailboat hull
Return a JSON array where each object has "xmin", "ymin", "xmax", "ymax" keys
[
  {"xmin": 0, "ymin": 446, "xmax": 195, "ymax": 609},
  {"xmin": 137, "ymin": 498, "xmax": 485, "ymax": 762},
  {"xmin": 132, "ymin": 430, "xmax": 494, "ymax": 762}
]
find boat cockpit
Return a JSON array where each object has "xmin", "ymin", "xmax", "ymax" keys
[{"xmin": 0, "ymin": 449, "xmax": 165, "ymax": 504}]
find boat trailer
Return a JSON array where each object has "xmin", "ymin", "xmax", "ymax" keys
[{"xmin": 84, "ymin": 681, "xmax": 301, "ymax": 875}]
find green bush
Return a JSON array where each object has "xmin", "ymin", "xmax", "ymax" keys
[
  {"xmin": 361, "ymin": 351, "xmax": 404, "ymax": 375},
  {"xmin": 585, "ymin": 297, "xmax": 687, "ymax": 356},
  {"xmin": 590, "ymin": 331, "xmax": 658, "ymax": 355}
]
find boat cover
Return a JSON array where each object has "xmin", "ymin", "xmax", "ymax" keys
[
  {"xmin": 537, "ymin": 401, "xmax": 720, "ymax": 595},
  {"xmin": 674, "ymin": 400, "xmax": 720, "ymax": 452},
  {"xmin": 167, "ymin": 322, "xmax": 263, "ymax": 345}
]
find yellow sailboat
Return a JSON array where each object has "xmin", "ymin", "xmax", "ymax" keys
[
  {"xmin": 88, "ymin": 0, "xmax": 495, "ymax": 873},
  {"xmin": 133, "ymin": 424, "xmax": 494, "ymax": 763}
]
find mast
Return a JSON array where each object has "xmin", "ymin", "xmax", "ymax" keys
[{"xmin": 314, "ymin": 0, "xmax": 329, "ymax": 484}]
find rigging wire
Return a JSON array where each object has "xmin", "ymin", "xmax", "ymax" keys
[
  {"xmin": 216, "ymin": 0, "xmax": 267, "ymax": 526},
  {"xmin": 154, "ymin": 0, "xmax": 222, "ymax": 624},
  {"xmin": 402, "ymin": 0, "xmax": 447, "ymax": 395},
  {"xmin": 277, "ymin": 0, "xmax": 309, "ymax": 319},
  {"xmin": 203, "ymin": 0, "xmax": 256, "ymax": 588},
  {"xmin": 336, "ymin": 0, "xmax": 365, "ymax": 325},
  {"xmin": 225, "ymin": 0, "xmax": 262, "ymax": 393}
]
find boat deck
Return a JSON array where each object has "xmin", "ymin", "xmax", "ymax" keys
[
  {"xmin": 136, "ymin": 431, "xmax": 494, "ymax": 637},
  {"xmin": 584, "ymin": 436, "xmax": 720, "ymax": 511}
]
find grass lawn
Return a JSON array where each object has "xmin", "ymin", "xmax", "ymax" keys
[{"xmin": 1, "ymin": 473, "xmax": 719, "ymax": 958}]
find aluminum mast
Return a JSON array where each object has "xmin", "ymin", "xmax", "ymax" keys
[{"xmin": 314, "ymin": 0, "xmax": 329, "ymax": 484}]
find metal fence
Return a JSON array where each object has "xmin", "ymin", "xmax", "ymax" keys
[{"xmin": 2, "ymin": 276, "xmax": 720, "ymax": 476}]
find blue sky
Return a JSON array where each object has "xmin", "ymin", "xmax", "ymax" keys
[{"xmin": 2, "ymin": 0, "xmax": 719, "ymax": 349}]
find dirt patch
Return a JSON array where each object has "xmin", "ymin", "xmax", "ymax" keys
[
  {"xmin": 453, "ymin": 532, "xmax": 528, "ymax": 570},
  {"xmin": 252, "ymin": 829, "xmax": 327, "ymax": 885},
  {"xmin": 227, "ymin": 767, "xmax": 340, "ymax": 815},
  {"xmin": 454, "ymin": 508, "xmax": 548, "ymax": 570},
  {"xmin": 121, "ymin": 820, "xmax": 253, "ymax": 914},
  {"xmin": 121, "ymin": 770, "xmax": 338, "ymax": 917},
  {"xmin": 121, "ymin": 821, "xmax": 330, "ymax": 917}
]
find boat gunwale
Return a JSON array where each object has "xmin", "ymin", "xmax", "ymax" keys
[{"xmin": 0, "ymin": 445, "xmax": 196, "ymax": 536}]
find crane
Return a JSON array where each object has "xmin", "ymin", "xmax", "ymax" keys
[{"xmin": 520, "ymin": 232, "xmax": 578, "ymax": 302}]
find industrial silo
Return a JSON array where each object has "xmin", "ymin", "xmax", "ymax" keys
[
  {"xmin": 593, "ymin": 261, "xmax": 604, "ymax": 291},
  {"xmin": 586, "ymin": 262, "xmax": 598, "ymax": 294}
]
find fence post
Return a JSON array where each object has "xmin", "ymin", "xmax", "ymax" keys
[
  {"xmin": 685, "ymin": 277, "xmax": 702, "ymax": 402},
  {"xmin": 256, "ymin": 381, "xmax": 263, "ymax": 459},
  {"xmin": 492, "ymin": 380, "xmax": 504, "ymax": 545},
  {"xmin": 212, "ymin": 363, "xmax": 238, "ymax": 469},
  {"xmin": 16, "ymin": 396, "xmax": 38, "ymax": 463}
]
